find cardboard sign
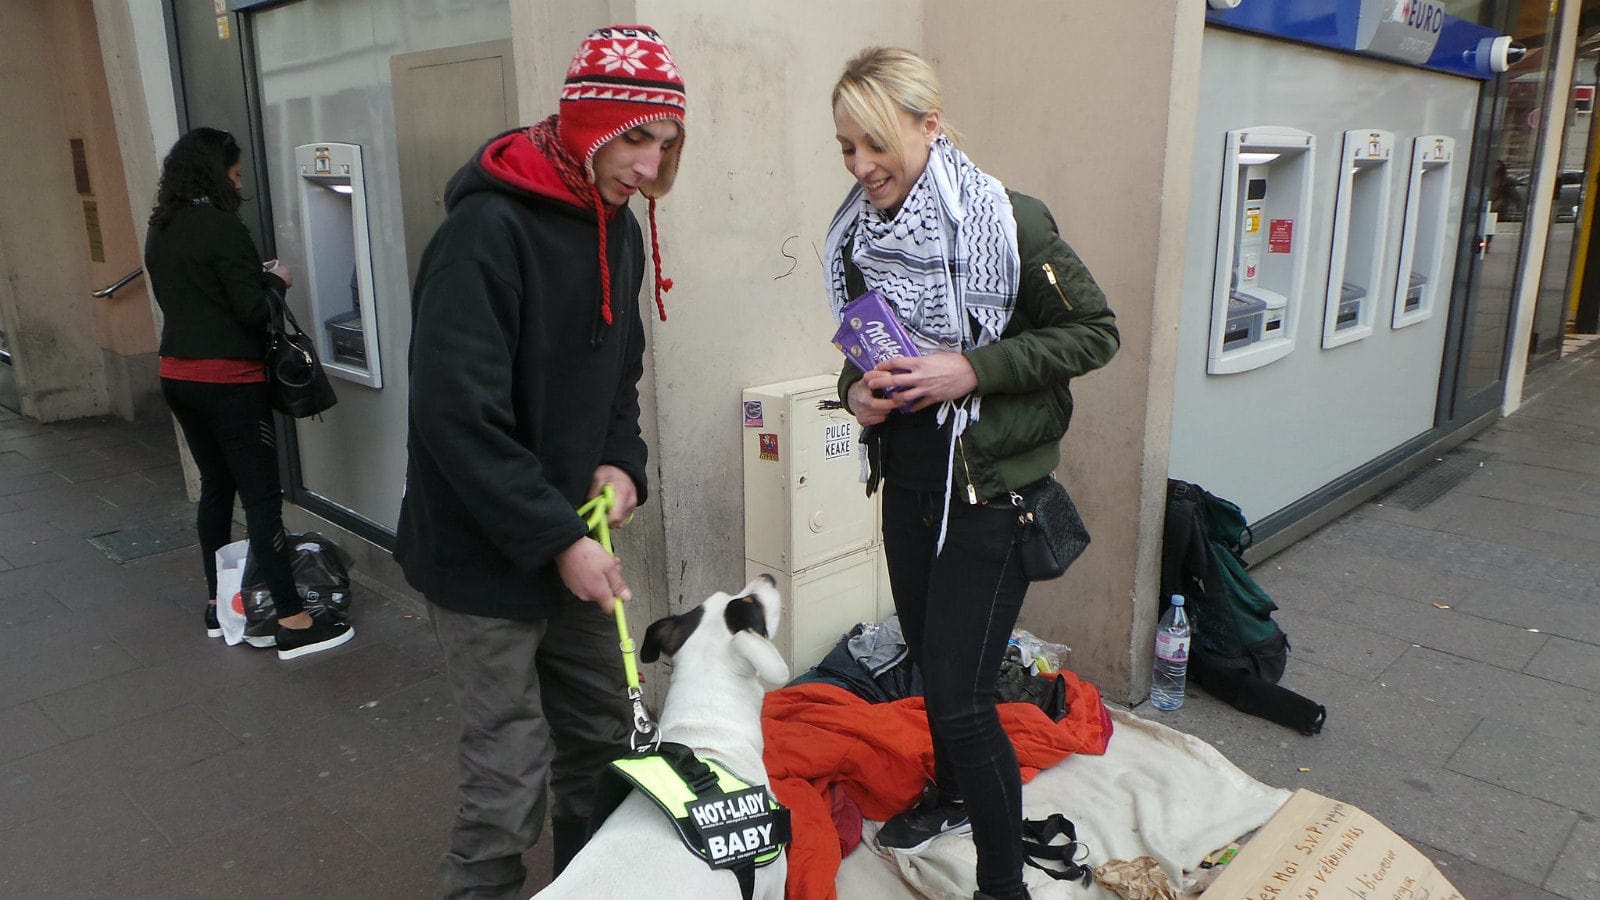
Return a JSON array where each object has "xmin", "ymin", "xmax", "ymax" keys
[{"xmin": 1200, "ymin": 790, "xmax": 1463, "ymax": 900}]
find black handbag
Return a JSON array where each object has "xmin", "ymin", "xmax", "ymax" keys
[
  {"xmin": 266, "ymin": 289, "xmax": 337, "ymax": 418},
  {"xmin": 1012, "ymin": 476, "xmax": 1090, "ymax": 581}
]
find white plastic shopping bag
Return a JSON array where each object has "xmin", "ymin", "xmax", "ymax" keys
[{"xmin": 214, "ymin": 539, "xmax": 250, "ymax": 645}]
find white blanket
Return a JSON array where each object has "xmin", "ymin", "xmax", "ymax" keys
[{"xmin": 835, "ymin": 708, "xmax": 1289, "ymax": 899}]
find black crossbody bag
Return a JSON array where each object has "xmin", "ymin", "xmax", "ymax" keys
[{"xmin": 1011, "ymin": 476, "xmax": 1091, "ymax": 581}]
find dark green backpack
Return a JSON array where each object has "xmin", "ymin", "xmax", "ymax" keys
[
  {"xmin": 1161, "ymin": 480, "xmax": 1287, "ymax": 679},
  {"xmin": 1161, "ymin": 479, "xmax": 1325, "ymax": 734}
]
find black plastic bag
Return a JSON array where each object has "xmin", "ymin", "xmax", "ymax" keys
[{"xmin": 242, "ymin": 532, "xmax": 353, "ymax": 631}]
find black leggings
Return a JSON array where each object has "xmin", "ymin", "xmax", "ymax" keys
[
  {"xmin": 162, "ymin": 378, "xmax": 300, "ymax": 616},
  {"xmin": 881, "ymin": 482, "xmax": 1030, "ymax": 898}
]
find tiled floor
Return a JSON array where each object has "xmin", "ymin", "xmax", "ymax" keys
[{"xmin": 0, "ymin": 411, "xmax": 480, "ymax": 899}]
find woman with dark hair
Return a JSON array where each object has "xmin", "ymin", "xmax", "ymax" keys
[{"xmin": 145, "ymin": 127, "xmax": 353, "ymax": 661}]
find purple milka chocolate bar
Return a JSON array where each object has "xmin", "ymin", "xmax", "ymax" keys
[{"xmin": 832, "ymin": 290, "xmax": 920, "ymax": 375}]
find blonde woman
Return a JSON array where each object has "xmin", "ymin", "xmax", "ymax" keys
[{"xmin": 825, "ymin": 47, "xmax": 1119, "ymax": 900}]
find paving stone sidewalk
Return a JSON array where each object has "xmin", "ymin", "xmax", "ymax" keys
[
  {"xmin": 0, "ymin": 347, "xmax": 1596, "ymax": 899},
  {"xmin": 1154, "ymin": 346, "xmax": 1600, "ymax": 900}
]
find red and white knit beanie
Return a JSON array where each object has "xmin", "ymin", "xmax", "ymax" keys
[
  {"xmin": 557, "ymin": 24, "xmax": 685, "ymax": 323},
  {"xmin": 559, "ymin": 25, "xmax": 687, "ymax": 198}
]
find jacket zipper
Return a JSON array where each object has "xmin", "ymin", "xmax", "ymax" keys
[{"xmin": 1043, "ymin": 262, "xmax": 1074, "ymax": 310}]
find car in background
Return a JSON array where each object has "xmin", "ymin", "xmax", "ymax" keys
[{"xmin": 1496, "ymin": 169, "xmax": 1584, "ymax": 222}]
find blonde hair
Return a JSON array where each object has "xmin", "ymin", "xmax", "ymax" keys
[{"xmin": 832, "ymin": 47, "xmax": 960, "ymax": 164}]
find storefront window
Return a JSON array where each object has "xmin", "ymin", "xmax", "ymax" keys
[
  {"xmin": 1528, "ymin": 1, "xmax": 1600, "ymax": 366},
  {"xmin": 1456, "ymin": 1, "xmax": 1561, "ymax": 402}
]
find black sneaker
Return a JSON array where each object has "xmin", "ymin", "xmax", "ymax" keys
[
  {"xmin": 275, "ymin": 618, "xmax": 355, "ymax": 661},
  {"xmin": 204, "ymin": 604, "xmax": 222, "ymax": 638},
  {"xmin": 875, "ymin": 782, "xmax": 971, "ymax": 853}
]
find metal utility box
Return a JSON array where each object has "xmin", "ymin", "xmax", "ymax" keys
[{"xmin": 743, "ymin": 373, "xmax": 883, "ymax": 671}]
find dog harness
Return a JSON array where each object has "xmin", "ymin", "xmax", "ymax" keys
[{"xmin": 591, "ymin": 742, "xmax": 790, "ymax": 900}]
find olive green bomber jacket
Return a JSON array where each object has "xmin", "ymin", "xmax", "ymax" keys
[{"xmin": 838, "ymin": 190, "xmax": 1120, "ymax": 502}]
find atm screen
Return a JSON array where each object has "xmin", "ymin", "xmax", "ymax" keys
[{"xmin": 1246, "ymin": 178, "xmax": 1267, "ymax": 201}]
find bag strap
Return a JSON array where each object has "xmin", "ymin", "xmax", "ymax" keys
[
  {"xmin": 265, "ymin": 285, "xmax": 314, "ymax": 342},
  {"xmin": 1020, "ymin": 814, "xmax": 1094, "ymax": 886}
]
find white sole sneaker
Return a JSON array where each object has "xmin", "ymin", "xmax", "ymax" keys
[{"xmin": 276, "ymin": 624, "xmax": 355, "ymax": 660}]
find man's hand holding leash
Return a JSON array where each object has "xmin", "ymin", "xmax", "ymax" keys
[{"xmin": 558, "ymin": 468, "xmax": 640, "ymax": 613}]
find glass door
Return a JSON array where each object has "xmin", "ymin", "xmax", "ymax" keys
[{"xmin": 1437, "ymin": 0, "xmax": 1561, "ymax": 424}]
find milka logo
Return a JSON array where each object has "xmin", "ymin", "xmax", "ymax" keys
[
  {"xmin": 1399, "ymin": 1, "xmax": 1443, "ymax": 33},
  {"xmin": 860, "ymin": 319, "xmax": 907, "ymax": 360}
]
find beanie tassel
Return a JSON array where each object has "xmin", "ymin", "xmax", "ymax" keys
[
  {"xmin": 592, "ymin": 184, "xmax": 613, "ymax": 326},
  {"xmin": 648, "ymin": 196, "xmax": 670, "ymax": 322}
]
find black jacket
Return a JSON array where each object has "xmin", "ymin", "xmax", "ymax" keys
[
  {"xmin": 145, "ymin": 202, "xmax": 284, "ymax": 360},
  {"xmin": 393, "ymin": 130, "xmax": 650, "ymax": 620}
]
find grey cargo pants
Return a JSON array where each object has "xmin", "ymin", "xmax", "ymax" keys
[{"xmin": 431, "ymin": 598, "xmax": 633, "ymax": 900}]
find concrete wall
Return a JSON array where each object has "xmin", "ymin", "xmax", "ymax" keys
[
  {"xmin": 0, "ymin": 0, "xmax": 115, "ymax": 421},
  {"xmin": 93, "ymin": 0, "xmax": 179, "ymax": 424},
  {"xmin": 627, "ymin": 1, "xmax": 921, "ymax": 627},
  {"xmin": 926, "ymin": 1, "xmax": 1205, "ymax": 701},
  {"xmin": 0, "ymin": 0, "xmax": 165, "ymax": 424},
  {"xmin": 523, "ymin": 1, "xmax": 1197, "ymax": 699}
]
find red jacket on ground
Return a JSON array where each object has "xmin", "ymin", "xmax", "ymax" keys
[{"xmin": 762, "ymin": 675, "xmax": 1113, "ymax": 900}]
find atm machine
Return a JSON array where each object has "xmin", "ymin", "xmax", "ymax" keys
[
  {"xmin": 1392, "ymin": 135, "xmax": 1455, "ymax": 329},
  {"xmin": 1208, "ymin": 126, "xmax": 1314, "ymax": 374},
  {"xmin": 294, "ymin": 142, "xmax": 382, "ymax": 388},
  {"xmin": 1322, "ymin": 130, "xmax": 1395, "ymax": 348}
]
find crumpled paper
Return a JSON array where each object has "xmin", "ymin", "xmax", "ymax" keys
[{"xmin": 1092, "ymin": 856, "xmax": 1178, "ymax": 900}]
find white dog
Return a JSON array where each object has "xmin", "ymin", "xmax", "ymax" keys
[{"xmin": 534, "ymin": 574, "xmax": 791, "ymax": 900}]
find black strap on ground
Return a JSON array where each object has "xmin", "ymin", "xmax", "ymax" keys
[
  {"xmin": 1190, "ymin": 657, "xmax": 1327, "ymax": 735},
  {"xmin": 1020, "ymin": 814, "xmax": 1094, "ymax": 886}
]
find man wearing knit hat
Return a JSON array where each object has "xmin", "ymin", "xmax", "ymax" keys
[{"xmin": 393, "ymin": 24, "xmax": 685, "ymax": 899}]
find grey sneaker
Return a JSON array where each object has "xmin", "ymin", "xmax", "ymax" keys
[{"xmin": 875, "ymin": 782, "xmax": 971, "ymax": 853}]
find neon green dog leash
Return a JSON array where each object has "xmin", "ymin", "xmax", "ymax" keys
[{"xmin": 577, "ymin": 483, "xmax": 660, "ymax": 752}]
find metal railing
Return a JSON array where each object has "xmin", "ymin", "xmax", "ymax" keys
[{"xmin": 92, "ymin": 267, "xmax": 144, "ymax": 299}]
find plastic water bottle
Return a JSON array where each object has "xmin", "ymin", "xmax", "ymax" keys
[{"xmin": 1150, "ymin": 595, "xmax": 1191, "ymax": 711}]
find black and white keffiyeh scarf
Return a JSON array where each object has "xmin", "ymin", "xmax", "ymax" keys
[
  {"xmin": 824, "ymin": 136, "xmax": 1022, "ymax": 553},
  {"xmin": 825, "ymin": 135, "xmax": 1021, "ymax": 352}
]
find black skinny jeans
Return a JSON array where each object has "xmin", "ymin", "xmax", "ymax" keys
[
  {"xmin": 881, "ymin": 481, "xmax": 1031, "ymax": 898},
  {"xmin": 162, "ymin": 378, "xmax": 300, "ymax": 616}
]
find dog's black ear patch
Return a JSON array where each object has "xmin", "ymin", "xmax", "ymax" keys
[
  {"xmin": 723, "ymin": 596, "xmax": 769, "ymax": 639},
  {"xmin": 641, "ymin": 604, "xmax": 704, "ymax": 663}
]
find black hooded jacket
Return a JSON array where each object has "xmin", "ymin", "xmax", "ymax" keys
[{"xmin": 393, "ymin": 128, "xmax": 649, "ymax": 620}]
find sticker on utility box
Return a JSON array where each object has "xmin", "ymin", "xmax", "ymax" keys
[
  {"xmin": 823, "ymin": 422, "xmax": 852, "ymax": 460},
  {"xmin": 758, "ymin": 433, "xmax": 779, "ymax": 461},
  {"xmin": 687, "ymin": 786, "xmax": 780, "ymax": 869},
  {"xmin": 743, "ymin": 401, "xmax": 764, "ymax": 428}
]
